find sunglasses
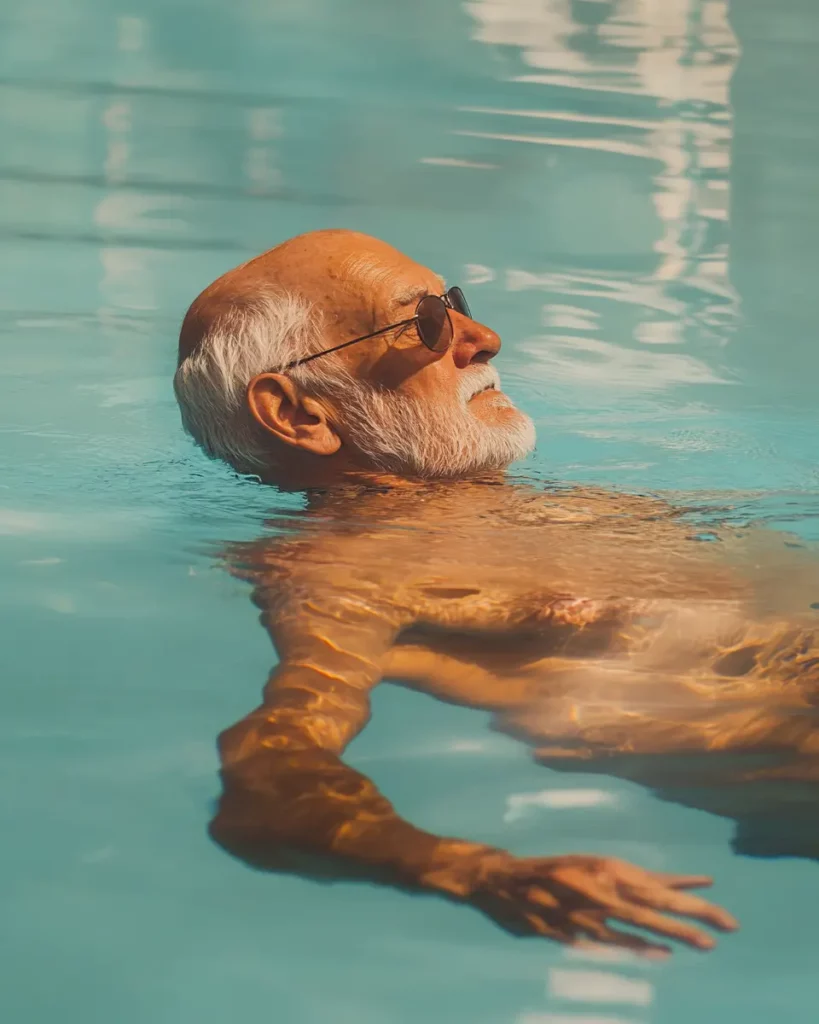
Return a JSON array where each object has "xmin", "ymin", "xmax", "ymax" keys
[{"xmin": 283, "ymin": 286, "xmax": 471, "ymax": 371}]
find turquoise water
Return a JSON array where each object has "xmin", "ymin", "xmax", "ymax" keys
[{"xmin": 3, "ymin": 0, "xmax": 819, "ymax": 1020}]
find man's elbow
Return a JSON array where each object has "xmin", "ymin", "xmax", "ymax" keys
[{"xmin": 208, "ymin": 791, "xmax": 287, "ymax": 871}]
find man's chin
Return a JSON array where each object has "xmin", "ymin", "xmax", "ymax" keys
[
  {"xmin": 471, "ymin": 398, "xmax": 534, "ymax": 431},
  {"xmin": 508, "ymin": 412, "xmax": 537, "ymax": 458},
  {"xmin": 469, "ymin": 405, "xmax": 537, "ymax": 463},
  {"xmin": 343, "ymin": 380, "xmax": 535, "ymax": 480}
]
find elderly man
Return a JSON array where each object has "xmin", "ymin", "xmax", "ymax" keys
[{"xmin": 175, "ymin": 230, "xmax": 819, "ymax": 955}]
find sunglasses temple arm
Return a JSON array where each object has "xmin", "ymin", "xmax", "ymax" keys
[{"xmin": 283, "ymin": 317, "xmax": 418, "ymax": 371}]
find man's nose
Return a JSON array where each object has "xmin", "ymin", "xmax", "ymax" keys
[{"xmin": 450, "ymin": 311, "xmax": 501, "ymax": 369}]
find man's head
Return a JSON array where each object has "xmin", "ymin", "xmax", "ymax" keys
[{"xmin": 174, "ymin": 230, "xmax": 535, "ymax": 485}]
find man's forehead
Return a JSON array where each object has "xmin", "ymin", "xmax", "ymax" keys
[
  {"xmin": 392, "ymin": 279, "xmax": 446, "ymax": 305},
  {"xmin": 339, "ymin": 250, "xmax": 444, "ymax": 305}
]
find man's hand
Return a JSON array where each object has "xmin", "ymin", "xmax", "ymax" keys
[{"xmin": 423, "ymin": 849, "xmax": 737, "ymax": 956}]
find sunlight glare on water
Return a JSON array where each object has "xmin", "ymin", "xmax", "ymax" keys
[{"xmin": 2, "ymin": 1, "xmax": 819, "ymax": 1022}]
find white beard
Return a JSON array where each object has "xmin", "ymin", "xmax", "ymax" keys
[{"xmin": 335, "ymin": 364, "xmax": 536, "ymax": 479}]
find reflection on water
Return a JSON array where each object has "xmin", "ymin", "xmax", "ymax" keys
[
  {"xmin": 459, "ymin": 0, "xmax": 740, "ymax": 466},
  {"xmin": 4, "ymin": 0, "xmax": 819, "ymax": 1022}
]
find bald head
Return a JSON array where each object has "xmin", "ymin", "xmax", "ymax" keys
[
  {"xmin": 178, "ymin": 230, "xmax": 440, "ymax": 363},
  {"xmin": 174, "ymin": 230, "xmax": 535, "ymax": 485}
]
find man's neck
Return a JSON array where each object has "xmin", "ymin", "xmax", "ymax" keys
[
  {"xmin": 263, "ymin": 453, "xmax": 508, "ymax": 494},
  {"xmin": 263, "ymin": 462, "xmax": 421, "ymax": 493}
]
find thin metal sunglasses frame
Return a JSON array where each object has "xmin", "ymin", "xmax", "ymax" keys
[{"xmin": 281, "ymin": 286, "xmax": 471, "ymax": 371}]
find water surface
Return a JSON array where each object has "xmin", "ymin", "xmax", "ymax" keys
[{"xmin": 2, "ymin": 1, "xmax": 819, "ymax": 1021}]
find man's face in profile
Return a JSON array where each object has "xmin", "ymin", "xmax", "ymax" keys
[
  {"xmin": 176, "ymin": 230, "xmax": 536, "ymax": 483},
  {"xmin": 296, "ymin": 239, "xmax": 537, "ymax": 479}
]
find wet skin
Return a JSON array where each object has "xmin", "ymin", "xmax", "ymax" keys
[{"xmin": 212, "ymin": 478, "xmax": 819, "ymax": 955}]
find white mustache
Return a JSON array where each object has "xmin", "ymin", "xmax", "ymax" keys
[{"xmin": 457, "ymin": 364, "xmax": 503, "ymax": 403}]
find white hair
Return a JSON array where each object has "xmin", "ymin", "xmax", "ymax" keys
[
  {"xmin": 341, "ymin": 364, "xmax": 536, "ymax": 479},
  {"xmin": 174, "ymin": 288, "xmax": 536, "ymax": 479},
  {"xmin": 173, "ymin": 290, "xmax": 343, "ymax": 474}
]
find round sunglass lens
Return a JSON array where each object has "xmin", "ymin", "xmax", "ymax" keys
[
  {"xmin": 416, "ymin": 295, "xmax": 452, "ymax": 352},
  {"xmin": 447, "ymin": 286, "xmax": 471, "ymax": 319}
]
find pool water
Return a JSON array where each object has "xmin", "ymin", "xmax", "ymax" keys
[{"xmin": 3, "ymin": 0, "xmax": 819, "ymax": 1021}]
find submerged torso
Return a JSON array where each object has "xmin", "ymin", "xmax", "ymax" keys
[{"xmin": 231, "ymin": 479, "xmax": 819, "ymax": 763}]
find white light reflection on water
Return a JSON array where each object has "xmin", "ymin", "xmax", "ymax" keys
[
  {"xmin": 549, "ymin": 969, "xmax": 654, "ymax": 1006},
  {"xmin": 460, "ymin": 0, "xmax": 739, "ymax": 438},
  {"xmin": 517, "ymin": 1016, "xmax": 641, "ymax": 1024},
  {"xmin": 504, "ymin": 788, "xmax": 618, "ymax": 822}
]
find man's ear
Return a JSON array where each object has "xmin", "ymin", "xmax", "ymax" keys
[{"xmin": 246, "ymin": 373, "xmax": 341, "ymax": 456}]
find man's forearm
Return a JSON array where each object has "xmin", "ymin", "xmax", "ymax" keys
[
  {"xmin": 210, "ymin": 743, "xmax": 489, "ymax": 890},
  {"xmin": 207, "ymin": 671, "xmax": 736, "ymax": 952},
  {"xmin": 209, "ymin": 621, "xmax": 494, "ymax": 892}
]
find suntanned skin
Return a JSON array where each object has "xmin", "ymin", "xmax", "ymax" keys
[{"xmin": 179, "ymin": 231, "xmax": 819, "ymax": 956}]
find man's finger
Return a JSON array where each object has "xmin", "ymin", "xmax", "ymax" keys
[
  {"xmin": 653, "ymin": 872, "xmax": 714, "ymax": 891},
  {"xmin": 606, "ymin": 903, "xmax": 718, "ymax": 950},
  {"xmin": 630, "ymin": 885, "xmax": 738, "ymax": 932},
  {"xmin": 521, "ymin": 911, "xmax": 564, "ymax": 941},
  {"xmin": 571, "ymin": 915, "xmax": 672, "ymax": 960},
  {"xmin": 526, "ymin": 886, "xmax": 561, "ymax": 912}
]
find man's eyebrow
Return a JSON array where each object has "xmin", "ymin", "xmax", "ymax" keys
[{"xmin": 393, "ymin": 278, "xmax": 446, "ymax": 307}]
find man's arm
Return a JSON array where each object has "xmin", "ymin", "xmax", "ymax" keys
[
  {"xmin": 211, "ymin": 575, "xmax": 737, "ymax": 955},
  {"xmin": 211, "ymin": 587, "xmax": 485, "ymax": 886}
]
